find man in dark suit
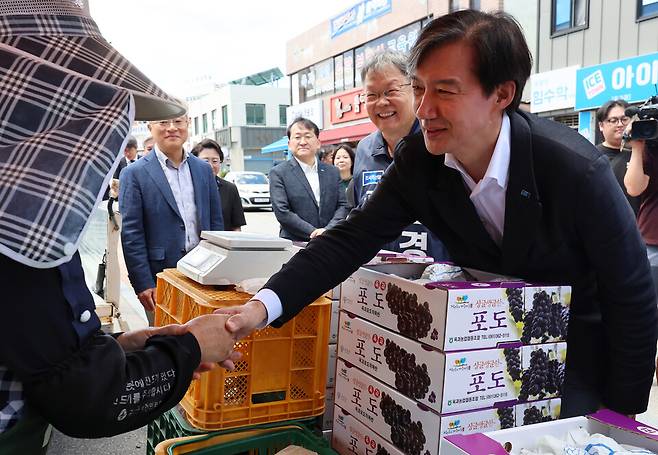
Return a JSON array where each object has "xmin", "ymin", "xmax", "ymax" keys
[
  {"xmin": 219, "ymin": 10, "xmax": 657, "ymax": 418},
  {"xmin": 113, "ymin": 136, "xmax": 139, "ymax": 179},
  {"xmin": 120, "ymin": 116, "xmax": 223, "ymax": 321},
  {"xmin": 269, "ymin": 117, "xmax": 348, "ymax": 241}
]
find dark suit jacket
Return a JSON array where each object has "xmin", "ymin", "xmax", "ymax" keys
[
  {"xmin": 263, "ymin": 110, "xmax": 658, "ymax": 415},
  {"xmin": 216, "ymin": 176, "xmax": 246, "ymax": 230},
  {"xmin": 269, "ymin": 158, "xmax": 348, "ymax": 241},
  {"xmin": 0, "ymin": 252, "xmax": 200, "ymax": 437},
  {"xmin": 119, "ymin": 151, "xmax": 223, "ymax": 293}
]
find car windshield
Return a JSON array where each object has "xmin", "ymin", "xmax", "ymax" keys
[{"xmin": 235, "ymin": 173, "xmax": 268, "ymax": 185}]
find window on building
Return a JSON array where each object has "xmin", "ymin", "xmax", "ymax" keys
[
  {"xmin": 211, "ymin": 109, "xmax": 217, "ymax": 130},
  {"xmin": 221, "ymin": 105, "xmax": 228, "ymax": 127},
  {"xmin": 638, "ymin": 0, "xmax": 658, "ymax": 20},
  {"xmin": 279, "ymin": 105, "xmax": 288, "ymax": 126},
  {"xmin": 343, "ymin": 49, "xmax": 355, "ymax": 90},
  {"xmin": 246, "ymin": 103, "xmax": 266, "ymax": 125},
  {"xmin": 193, "ymin": 117, "xmax": 199, "ymax": 136},
  {"xmin": 469, "ymin": 0, "xmax": 480, "ymax": 10},
  {"xmin": 202, "ymin": 113, "xmax": 208, "ymax": 133},
  {"xmin": 552, "ymin": 0, "xmax": 588, "ymax": 35}
]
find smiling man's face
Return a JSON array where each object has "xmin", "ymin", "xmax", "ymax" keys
[{"xmin": 363, "ymin": 65, "xmax": 416, "ymax": 142}]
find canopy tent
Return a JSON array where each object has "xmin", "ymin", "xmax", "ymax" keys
[{"xmin": 261, "ymin": 136, "xmax": 288, "ymax": 154}]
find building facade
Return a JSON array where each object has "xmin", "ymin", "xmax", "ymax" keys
[
  {"xmin": 285, "ymin": 0, "xmax": 502, "ymax": 145},
  {"xmin": 187, "ymin": 79, "xmax": 289, "ymax": 173},
  {"xmin": 520, "ymin": 0, "xmax": 658, "ymax": 143}
]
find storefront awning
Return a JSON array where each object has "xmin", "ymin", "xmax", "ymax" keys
[
  {"xmin": 261, "ymin": 136, "xmax": 288, "ymax": 154},
  {"xmin": 319, "ymin": 122, "xmax": 377, "ymax": 145}
]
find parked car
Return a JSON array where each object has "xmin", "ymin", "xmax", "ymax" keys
[{"xmin": 223, "ymin": 171, "xmax": 271, "ymax": 209}]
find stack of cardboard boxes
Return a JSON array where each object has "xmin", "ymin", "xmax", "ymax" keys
[
  {"xmin": 320, "ymin": 284, "xmax": 341, "ymax": 442},
  {"xmin": 331, "ymin": 262, "xmax": 570, "ymax": 455}
]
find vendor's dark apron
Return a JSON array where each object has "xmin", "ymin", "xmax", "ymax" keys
[{"xmin": 0, "ymin": 406, "xmax": 51, "ymax": 455}]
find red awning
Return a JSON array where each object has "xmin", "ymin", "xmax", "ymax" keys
[{"xmin": 319, "ymin": 122, "xmax": 377, "ymax": 145}]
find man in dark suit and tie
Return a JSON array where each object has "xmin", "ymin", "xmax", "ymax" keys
[
  {"xmin": 120, "ymin": 116, "xmax": 223, "ymax": 322},
  {"xmin": 269, "ymin": 117, "xmax": 348, "ymax": 241},
  {"xmin": 219, "ymin": 10, "xmax": 657, "ymax": 418}
]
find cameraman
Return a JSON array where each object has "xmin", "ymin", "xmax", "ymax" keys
[
  {"xmin": 624, "ymin": 136, "xmax": 658, "ymax": 266},
  {"xmin": 596, "ymin": 99, "xmax": 640, "ymax": 215}
]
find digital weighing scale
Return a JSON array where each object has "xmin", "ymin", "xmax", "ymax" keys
[{"xmin": 177, "ymin": 231, "xmax": 297, "ymax": 285}]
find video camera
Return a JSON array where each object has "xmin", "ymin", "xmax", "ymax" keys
[{"xmin": 625, "ymin": 95, "xmax": 658, "ymax": 147}]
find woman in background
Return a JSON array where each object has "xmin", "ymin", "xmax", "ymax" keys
[{"xmin": 333, "ymin": 144, "xmax": 355, "ymax": 195}]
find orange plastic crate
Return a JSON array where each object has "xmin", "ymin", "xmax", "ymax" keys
[{"xmin": 155, "ymin": 269, "xmax": 331, "ymax": 431}]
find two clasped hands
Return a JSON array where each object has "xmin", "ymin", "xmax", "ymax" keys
[{"xmin": 116, "ymin": 299, "xmax": 268, "ymax": 376}]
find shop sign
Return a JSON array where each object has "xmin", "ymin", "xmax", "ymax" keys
[
  {"xmin": 330, "ymin": 0, "xmax": 392, "ymax": 39},
  {"xmin": 330, "ymin": 88, "xmax": 368, "ymax": 125},
  {"xmin": 575, "ymin": 51, "xmax": 658, "ymax": 110},
  {"xmin": 287, "ymin": 99, "xmax": 324, "ymax": 129},
  {"xmin": 530, "ymin": 66, "xmax": 578, "ymax": 113}
]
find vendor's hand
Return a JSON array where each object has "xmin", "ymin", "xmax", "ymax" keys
[
  {"xmin": 214, "ymin": 300, "xmax": 268, "ymax": 341},
  {"xmin": 116, "ymin": 324, "xmax": 189, "ymax": 352},
  {"xmin": 137, "ymin": 287, "xmax": 157, "ymax": 312},
  {"xmin": 309, "ymin": 228, "xmax": 326, "ymax": 239},
  {"xmin": 184, "ymin": 314, "xmax": 238, "ymax": 364}
]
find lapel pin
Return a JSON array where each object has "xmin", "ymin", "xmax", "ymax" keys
[{"xmin": 520, "ymin": 190, "xmax": 531, "ymax": 198}]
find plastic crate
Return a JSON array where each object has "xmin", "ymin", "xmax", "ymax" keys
[
  {"xmin": 147, "ymin": 406, "xmax": 206, "ymax": 455},
  {"xmin": 155, "ymin": 269, "xmax": 331, "ymax": 430},
  {"xmin": 155, "ymin": 424, "xmax": 336, "ymax": 455}
]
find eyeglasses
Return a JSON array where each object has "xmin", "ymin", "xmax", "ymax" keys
[
  {"xmin": 364, "ymin": 83, "xmax": 411, "ymax": 103},
  {"xmin": 152, "ymin": 119, "xmax": 188, "ymax": 128},
  {"xmin": 604, "ymin": 116, "xmax": 630, "ymax": 125},
  {"xmin": 202, "ymin": 158, "xmax": 222, "ymax": 164},
  {"xmin": 290, "ymin": 133, "xmax": 317, "ymax": 143}
]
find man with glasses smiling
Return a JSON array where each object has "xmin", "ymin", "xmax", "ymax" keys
[
  {"xmin": 596, "ymin": 99, "xmax": 640, "ymax": 215},
  {"xmin": 352, "ymin": 50, "xmax": 448, "ymax": 260},
  {"xmin": 119, "ymin": 116, "xmax": 223, "ymax": 323}
]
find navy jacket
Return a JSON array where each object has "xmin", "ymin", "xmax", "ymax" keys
[
  {"xmin": 119, "ymin": 151, "xmax": 223, "ymax": 293},
  {"xmin": 0, "ymin": 252, "xmax": 201, "ymax": 437},
  {"xmin": 269, "ymin": 158, "xmax": 348, "ymax": 241},
  {"xmin": 263, "ymin": 110, "xmax": 658, "ymax": 416}
]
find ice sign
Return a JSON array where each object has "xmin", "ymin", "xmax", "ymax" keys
[{"xmin": 583, "ymin": 70, "xmax": 605, "ymax": 99}]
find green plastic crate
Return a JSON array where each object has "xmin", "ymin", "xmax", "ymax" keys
[
  {"xmin": 147, "ymin": 406, "xmax": 324, "ymax": 455},
  {"xmin": 147, "ymin": 406, "xmax": 206, "ymax": 455},
  {"xmin": 163, "ymin": 424, "xmax": 336, "ymax": 455}
]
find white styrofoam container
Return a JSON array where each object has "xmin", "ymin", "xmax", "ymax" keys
[
  {"xmin": 442, "ymin": 410, "xmax": 658, "ymax": 455},
  {"xmin": 340, "ymin": 263, "xmax": 570, "ymax": 351},
  {"xmin": 332, "ymin": 405, "xmax": 405, "ymax": 455}
]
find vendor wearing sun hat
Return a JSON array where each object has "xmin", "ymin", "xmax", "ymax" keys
[{"xmin": 0, "ymin": 1, "xmax": 238, "ymax": 452}]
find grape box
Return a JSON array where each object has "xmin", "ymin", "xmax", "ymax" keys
[
  {"xmin": 335, "ymin": 358, "xmax": 441, "ymax": 455},
  {"xmin": 332, "ymin": 405, "xmax": 405, "ymax": 455},
  {"xmin": 340, "ymin": 263, "xmax": 571, "ymax": 351},
  {"xmin": 337, "ymin": 311, "xmax": 519, "ymax": 413}
]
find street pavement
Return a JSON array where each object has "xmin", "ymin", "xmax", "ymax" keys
[{"xmin": 47, "ymin": 208, "xmax": 658, "ymax": 453}]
